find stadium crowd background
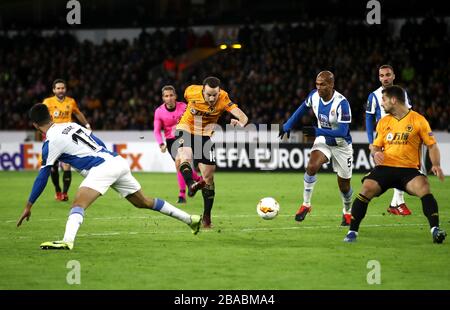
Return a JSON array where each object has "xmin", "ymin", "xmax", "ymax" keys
[{"xmin": 1, "ymin": 14, "xmax": 449, "ymax": 132}]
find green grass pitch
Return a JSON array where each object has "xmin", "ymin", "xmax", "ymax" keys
[{"xmin": 0, "ymin": 171, "xmax": 449, "ymax": 289}]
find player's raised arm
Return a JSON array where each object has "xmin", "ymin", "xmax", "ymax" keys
[
  {"xmin": 73, "ymin": 110, "xmax": 91, "ymax": 130},
  {"xmin": 229, "ymin": 107, "xmax": 248, "ymax": 128}
]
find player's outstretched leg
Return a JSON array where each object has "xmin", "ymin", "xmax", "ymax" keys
[
  {"xmin": 41, "ymin": 187, "xmax": 100, "ymax": 250},
  {"xmin": 126, "ymin": 190, "xmax": 202, "ymax": 235},
  {"xmin": 41, "ymin": 206, "xmax": 84, "ymax": 250},
  {"xmin": 295, "ymin": 172, "xmax": 316, "ymax": 222},
  {"xmin": 176, "ymin": 171, "xmax": 187, "ymax": 203},
  {"xmin": 179, "ymin": 162, "xmax": 205, "ymax": 197},
  {"xmin": 344, "ymin": 193, "xmax": 370, "ymax": 243},
  {"xmin": 152, "ymin": 198, "xmax": 202, "ymax": 235},
  {"xmin": 201, "ymin": 184, "xmax": 215, "ymax": 228},
  {"xmin": 421, "ymin": 193, "xmax": 446, "ymax": 244}
]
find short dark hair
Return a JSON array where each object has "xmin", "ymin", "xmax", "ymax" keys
[
  {"xmin": 52, "ymin": 79, "xmax": 66, "ymax": 89},
  {"xmin": 382, "ymin": 85, "xmax": 405, "ymax": 103},
  {"xmin": 161, "ymin": 85, "xmax": 176, "ymax": 94},
  {"xmin": 379, "ymin": 64, "xmax": 394, "ymax": 73},
  {"xmin": 202, "ymin": 76, "xmax": 221, "ymax": 88},
  {"xmin": 29, "ymin": 103, "xmax": 51, "ymax": 126}
]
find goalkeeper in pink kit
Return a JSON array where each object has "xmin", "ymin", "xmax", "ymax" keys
[{"xmin": 154, "ymin": 85, "xmax": 202, "ymax": 203}]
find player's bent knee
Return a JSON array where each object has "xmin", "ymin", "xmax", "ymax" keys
[
  {"xmin": 204, "ymin": 175, "xmax": 214, "ymax": 184},
  {"xmin": 306, "ymin": 165, "xmax": 319, "ymax": 175}
]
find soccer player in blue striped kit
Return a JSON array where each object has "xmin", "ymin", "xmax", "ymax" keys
[
  {"xmin": 279, "ymin": 71, "xmax": 354, "ymax": 226},
  {"xmin": 17, "ymin": 103, "xmax": 201, "ymax": 250}
]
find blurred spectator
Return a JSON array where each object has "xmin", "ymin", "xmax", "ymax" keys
[{"xmin": 1, "ymin": 19, "xmax": 449, "ymax": 132}]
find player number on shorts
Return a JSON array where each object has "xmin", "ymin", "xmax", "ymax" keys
[
  {"xmin": 72, "ymin": 129, "xmax": 98, "ymax": 150},
  {"xmin": 347, "ymin": 157, "xmax": 352, "ymax": 168}
]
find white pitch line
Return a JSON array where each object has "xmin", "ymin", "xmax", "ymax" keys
[
  {"xmin": 4, "ymin": 212, "xmax": 428, "ymax": 224},
  {"xmin": 0, "ymin": 222, "xmax": 427, "ymax": 240}
]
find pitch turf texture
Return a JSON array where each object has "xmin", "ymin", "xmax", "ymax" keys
[{"xmin": 1, "ymin": 171, "xmax": 449, "ymax": 290}]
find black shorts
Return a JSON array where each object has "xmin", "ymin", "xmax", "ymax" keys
[
  {"xmin": 166, "ymin": 138, "xmax": 177, "ymax": 161},
  {"xmin": 171, "ymin": 130, "xmax": 216, "ymax": 166},
  {"xmin": 362, "ymin": 165, "xmax": 425, "ymax": 196}
]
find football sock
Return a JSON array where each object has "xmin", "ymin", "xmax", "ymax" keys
[
  {"xmin": 51, "ymin": 164, "xmax": 61, "ymax": 193},
  {"xmin": 421, "ymin": 193, "xmax": 439, "ymax": 228},
  {"xmin": 303, "ymin": 172, "xmax": 317, "ymax": 206},
  {"xmin": 341, "ymin": 188, "xmax": 353, "ymax": 214},
  {"xmin": 152, "ymin": 198, "xmax": 191, "ymax": 224},
  {"xmin": 192, "ymin": 169, "xmax": 202, "ymax": 182},
  {"xmin": 63, "ymin": 206, "xmax": 84, "ymax": 243},
  {"xmin": 177, "ymin": 171, "xmax": 187, "ymax": 196},
  {"xmin": 391, "ymin": 188, "xmax": 405, "ymax": 206},
  {"xmin": 349, "ymin": 194, "xmax": 370, "ymax": 232},
  {"xmin": 179, "ymin": 189, "xmax": 186, "ymax": 199},
  {"xmin": 63, "ymin": 170, "xmax": 72, "ymax": 194},
  {"xmin": 202, "ymin": 183, "xmax": 215, "ymax": 217},
  {"xmin": 179, "ymin": 162, "xmax": 194, "ymax": 188}
]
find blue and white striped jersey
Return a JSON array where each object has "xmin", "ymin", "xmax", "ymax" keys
[
  {"xmin": 306, "ymin": 89, "xmax": 352, "ymax": 145},
  {"xmin": 366, "ymin": 86, "xmax": 412, "ymax": 121},
  {"xmin": 42, "ymin": 123, "xmax": 116, "ymax": 176}
]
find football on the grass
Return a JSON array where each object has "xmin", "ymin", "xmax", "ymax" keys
[{"xmin": 256, "ymin": 197, "xmax": 280, "ymax": 220}]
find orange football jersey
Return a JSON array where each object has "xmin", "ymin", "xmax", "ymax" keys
[
  {"xmin": 43, "ymin": 96, "xmax": 80, "ymax": 123},
  {"xmin": 373, "ymin": 110, "xmax": 436, "ymax": 169},
  {"xmin": 176, "ymin": 85, "xmax": 237, "ymax": 136}
]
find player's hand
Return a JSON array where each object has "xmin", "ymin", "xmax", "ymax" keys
[
  {"xmin": 230, "ymin": 119, "xmax": 243, "ymax": 127},
  {"xmin": 160, "ymin": 144, "xmax": 167, "ymax": 153},
  {"xmin": 278, "ymin": 126, "xmax": 290, "ymax": 139},
  {"xmin": 302, "ymin": 126, "xmax": 316, "ymax": 137},
  {"xmin": 17, "ymin": 204, "xmax": 32, "ymax": 227},
  {"xmin": 431, "ymin": 165, "xmax": 445, "ymax": 182},
  {"xmin": 368, "ymin": 144, "xmax": 375, "ymax": 152},
  {"xmin": 373, "ymin": 151, "xmax": 384, "ymax": 166}
]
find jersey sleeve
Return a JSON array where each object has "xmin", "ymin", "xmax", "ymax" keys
[
  {"xmin": 153, "ymin": 108, "xmax": 164, "ymax": 145},
  {"xmin": 41, "ymin": 140, "xmax": 61, "ymax": 167},
  {"xmin": 28, "ymin": 166, "xmax": 51, "ymax": 204},
  {"xmin": 373, "ymin": 120, "xmax": 385, "ymax": 148},
  {"xmin": 405, "ymin": 91, "xmax": 412, "ymax": 109},
  {"xmin": 366, "ymin": 93, "xmax": 376, "ymax": 114},
  {"xmin": 184, "ymin": 86, "xmax": 194, "ymax": 101},
  {"xmin": 71, "ymin": 98, "xmax": 81, "ymax": 114},
  {"xmin": 337, "ymin": 100, "xmax": 352, "ymax": 123},
  {"xmin": 42, "ymin": 98, "xmax": 52, "ymax": 111},
  {"xmin": 304, "ymin": 89, "xmax": 317, "ymax": 108},
  {"xmin": 219, "ymin": 90, "xmax": 237, "ymax": 112},
  {"xmin": 418, "ymin": 116, "xmax": 436, "ymax": 146}
]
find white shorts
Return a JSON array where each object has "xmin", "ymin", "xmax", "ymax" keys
[
  {"xmin": 80, "ymin": 155, "xmax": 141, "ymax": 197},
  {"xmin": 311, "ymin": 136, "xmax": 353, "ymax": 179}
]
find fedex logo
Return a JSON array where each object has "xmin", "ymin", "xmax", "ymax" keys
[
  {"xmin": 113, "ymin": 144, "xmax": 143, "ymax": 170},
  {"xmin": 0, "ymin": 144, "xmax": 42, "ymax": 170}
]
